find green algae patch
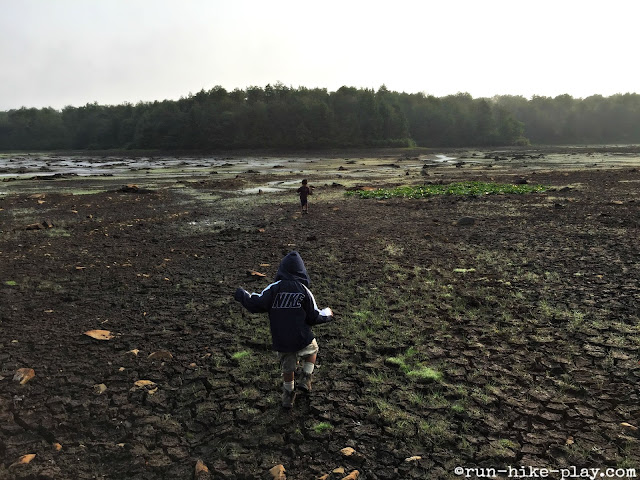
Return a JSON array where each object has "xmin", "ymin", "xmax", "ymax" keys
[{"xmin": 347, "ymin": 181, "xmax": 548, "ymax": 199}]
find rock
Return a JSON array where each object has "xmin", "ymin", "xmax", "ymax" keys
[
  {"xmin": 456, "ymin": 217, "xmax": 476, "ymax": 226},
  {"xmin": 93, "ymin": 383, "xmax": 107, "ymax": 395},
  {"xmin": 148, "ymin": 350, "xmax": 173, "ymax": 361}
]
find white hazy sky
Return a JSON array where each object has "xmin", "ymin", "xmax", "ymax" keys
[{"xmin": 1, "ymin": 0, "xmax": 636, "ymax": 111}]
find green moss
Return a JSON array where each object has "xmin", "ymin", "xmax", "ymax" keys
[
  {"xmin": 231, "ymin": 350, "xmax": 250, "ymax": 361},
  {"xmin": 311, "ymin": 422, "xmax": 333, "ymax": 434}
]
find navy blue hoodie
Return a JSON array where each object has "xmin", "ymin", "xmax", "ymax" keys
[{"xmin": 234, "ymin": 252, "xmax": 333, "ymax": 352}]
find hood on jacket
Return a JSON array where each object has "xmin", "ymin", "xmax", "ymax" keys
[{"xmin": 275, "ymin": 251, "xmax": 310, "ymax": 287}]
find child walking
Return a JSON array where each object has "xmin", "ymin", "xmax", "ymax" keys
[
  {"xmin": 233, "ymin": 251, "xmax": 334, "ymax": 408},
  {"xmin": 297, "ymin": 179, "xmax": 313, "ymax": 214}
]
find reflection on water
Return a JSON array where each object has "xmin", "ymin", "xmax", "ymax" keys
[
  {"xmin": 434, "ymin": 154, "xmax": 457, "ymax": 162},
  {"xmin": 0, "ymin": 154, "xmax": 318, "ymax": 178}
]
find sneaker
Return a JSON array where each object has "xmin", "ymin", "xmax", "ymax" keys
[
  {"xmin": 281, "ymin": 387, "xmax": 296, "ymax": 409},
  {"xmin": 297, "ymin": 372, "xmax": 313, "ymax": 393}
]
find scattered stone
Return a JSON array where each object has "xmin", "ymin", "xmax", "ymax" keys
[
  {"xmin": 456, "ymin": 216, "xmax": 476, "ymax": 226},
  {"xmin": 148, "ymin": 350, "xmax": 173, "ymax": 361},
  {"xmin": 93, "ymin": 383, "xmax": 107, "ymax": 395},
  {"xmin": 25, "ymin": 220, "xmax": 54, "ymax": 230},
  {"xmin": 119, "ymin": 184, "xmax": 155, "ymax": 193}
]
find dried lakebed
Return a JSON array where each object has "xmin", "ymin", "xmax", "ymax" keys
[{"xmin": 1, "ymin": 148, "xmax": 639, "ymax": 479}]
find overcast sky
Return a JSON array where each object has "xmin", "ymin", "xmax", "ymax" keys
[{"xmin": 1, "ymin": 0, "xmax": 636, "ymax": 111}]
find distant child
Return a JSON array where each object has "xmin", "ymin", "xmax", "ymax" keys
[
  {"xmin": 233, "ymin": 251, "xmax": 334, "ymax": 408},
  {"xmin": 297, "ymin": 179, "xmax": 313, "ymax": 214}
]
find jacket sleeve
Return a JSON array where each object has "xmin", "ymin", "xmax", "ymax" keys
[
  {"xmin": 234, "ymin": 283, "xmax": 277, "ymax": 313},
  {"xmin": 302, "ymin": 285, "xmax": 334, "ymax": 325}
]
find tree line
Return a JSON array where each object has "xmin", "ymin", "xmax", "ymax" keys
[{"xmin": 0, "ymin": 84, "xmax": 638, "ymax": 151}]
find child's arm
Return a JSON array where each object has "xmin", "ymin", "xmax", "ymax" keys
[
  {"xmin": 301, "ymin": 285, "xmax": 334, "ymax": 325},
  {"xmin": 233, "ymin": 283, "xmax": 276, "ymax": 313}
]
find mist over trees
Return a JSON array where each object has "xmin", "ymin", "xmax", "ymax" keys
[{"xmin": 0, "ymin": 84, "xmax": 639, "ymax": 151}]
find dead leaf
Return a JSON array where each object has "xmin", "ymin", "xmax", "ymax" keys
[
  {"xmin": 84, "ymin": 329, "xmax": 113, "ymax": 340},
  {"xmin": 148, "ymin": 350, "xmax": 173, "ymax": 361},
  {"xmin": 247, "ymin": 270, "xmax": 266, "ymax": 277},
  {"xmin": 340, "ymin": 447, "xmax": 355, "ymax": 456},
  {"xmin": 318, "ymin": 475, "xmax": 330, "ymax": 480},
  {"xmin": 148, "ymin": 387, "xmax": 159, "ymax": 395},
  {"xmin": 75, "ymin": 266, "xmax": 86, "ymax": 270},
  {"xmin": 127, "ymin": 349, "xmax": 140, "ymax": 356},
  {"xmin": 260, "ymin": 263, "xmax": 270, "ymax": 267},
  {"xmin": 13, "ymin": 454, "xmax": 36, "ymax": 466},
  {"xmin": 118, "ymin": 367, "xmax": 126, "ymax": 372},
  {"xmin": 53, "ymin": 443, "xmax": 62, "ymax": 451},
  {"xmin": 341, "ymin": 471, "xmax": 359, "ymax": 480},
  {"xmin": 195, "ymin": 459, "xmax": 209, "ymax": 474},
  {"xmin": 93, "ymin": 383, "xmax": 107, "ymax": 395},
  {"xmin": 621, "ymin": 422, "xmax": 638, "ymax": 431},
  {"xmin": 565, "ymin": 436, "xmax": 574, "ymax": 445},
  {"xmin": 13, "ymin": 368, "xmax": 35, "ymax": 385},
  {"xmin": 269, "ymin": 464, "xmax": 286, "ymax": 479},
  {"xmin": 333, "ymin": 467, "xmax": 346, "ymax": 474},
  {"xmin": 405, "ymin": 456, "xmax": 422, "ymax": 462}
]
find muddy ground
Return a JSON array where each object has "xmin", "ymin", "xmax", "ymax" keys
[{"xmin": 1, "ymin": 147, "xmax": 639, "ymax": 479}]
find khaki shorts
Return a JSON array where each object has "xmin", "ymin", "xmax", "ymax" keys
[{"xmin": 278, "ymin": 339, "xmax": 319, "ymax": 373}]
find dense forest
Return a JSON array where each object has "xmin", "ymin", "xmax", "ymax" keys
[{"xmin": 1, "ymin": 84, "xmax": 639, "ymax": 151}]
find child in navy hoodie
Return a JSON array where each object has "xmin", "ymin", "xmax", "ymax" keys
[{"xmin": 234, "ymin": 251, "xmax": 334, "ymax": 408}]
